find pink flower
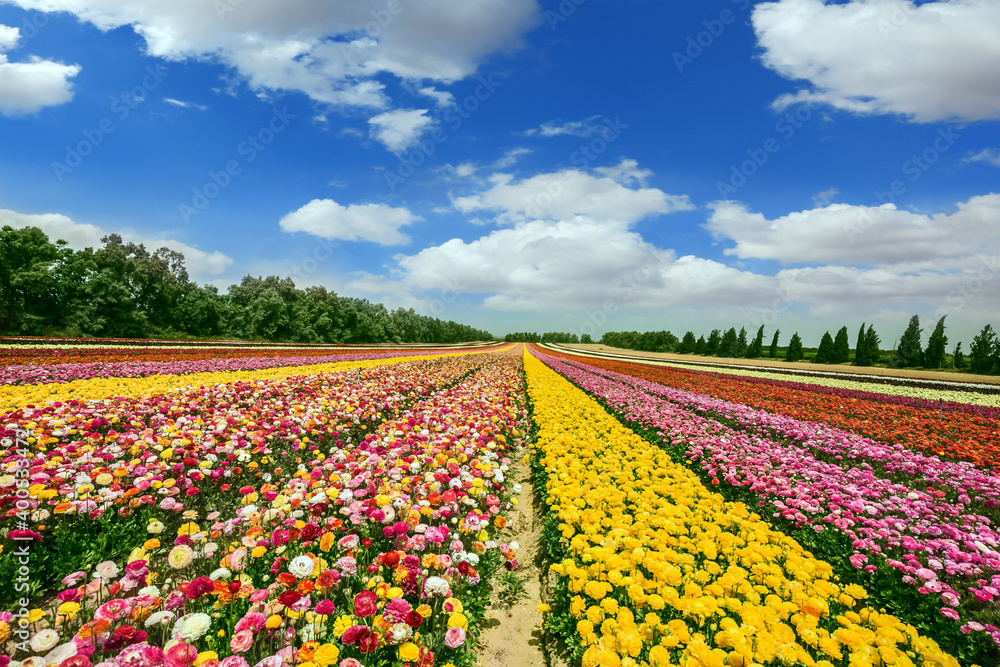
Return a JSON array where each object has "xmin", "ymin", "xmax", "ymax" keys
[
  {"xmin": 337, "ymin": 660, "xmax": 362, "ymax": 667},
  {"xmin": 353, "ymin": 590, "xmax": 378, "ymax": 618},
  {"xmin": 940, "ymin": 607, "xmax": 961, "ymax": 621},
  {"xmin": 382, "ymin": 598, "xmax": 411, "ymax": 623},
  {"xmin": 112, "ymin": 645, "xmax": 165, "ymax": 667},
  {"xmin": 230, "ymin": 630, "xmax": 254, "ymax": 654},
  {"xmin": 219, "ymin": 658, "xmax": 248, "ymax": 667},
  {"xmin": 234, "ymin": 613, "xmax": 266, "ymax": 633},
  {"xmin": 916, "ymin": 568, "xmax": 937, "ymax": 582},
  {"xmin": 164, "ymin": 643, "xmax": 197, "ymax": 667},
  {"xmin": 444, "ymin": 626, "xmax": 466, "ymax": 649}
]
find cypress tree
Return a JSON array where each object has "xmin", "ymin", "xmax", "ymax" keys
[
  {"xmin": 706, "ymin": 329, "xmax": 721, "ymax": 355},
  {"xmin": 815, "ymin": 331, "xmax": 834, "ymax": 363},
  {"xmin": 768, "ymin": 329, "xmax": 780, "ymax": 358},
  {"xmin": 924, "ymin": 316, "xmax": 948, "ymax": 368},
  {"xmin": 855, "ymin": 322, "xmax": 868, "ymax": 365},
  {"xmin": 694, "ymin": 335, "xmax": 708, "ymax": 355},
  {"xmin": 735, "ymin": 326, "xmax": 748, "ymax": 357},
  {"xmin": 720, "ymin": 327, "xmax": 738, "ymax": 357},
  {"xmin": 831, "ymin": 326, "xmax": 850, "ymax": 364},
  {"xmin": 677, "ymin": 331, "xmax": 697, "ymax": 354},
  {"xmin": 969, "ymin": 325, "xmax": 997, "ymax": 374},
  {"xmin": 894, "ymin": 315, "xmax": 923, "ymax": 367},
  {"xmin": 953, "ymin": 342, "xmax": 966, "ymax": 369},
  {"xmin": 746, "ymin": 325, "xmax": 765, "ymax": 358},
  {"xmin": 786, "ymin": 332, "xmax": 804, "ymax": 362},
  {"xmin": 863, "ymin": 324, "xmax": 881, "ymax": 366}
]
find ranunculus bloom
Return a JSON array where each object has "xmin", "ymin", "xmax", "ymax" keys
[
  {"xmin": 444, "ymin": 626, "xmax": 466, "ymax": 649},
  {"xmin": 353, "ymin": 590, "xmax": 378, "ymax": 617}
]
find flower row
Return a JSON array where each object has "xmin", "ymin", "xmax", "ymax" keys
[
  {"xmin": 543, "ymin": 348, "xmax": 1000, "ymax": 471},
  {"xmin": 535, "ymin": 350, "xmax": 1000, "ymax": 653},
  {"xmin": 525, "ymin": 350, "xmax": 962, "ymax": 667},
  {"xmin": 3, "ymin": 349, "xmax": 528, "ymax": 667}
]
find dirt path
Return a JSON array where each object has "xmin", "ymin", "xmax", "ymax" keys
[
  {"xmin": 556, "ymin": 343, "xmax": 1000, "ymax": 385},
  {"xmin": 477, "ymin": 457, "xmax": 565, "ymax": 667}
]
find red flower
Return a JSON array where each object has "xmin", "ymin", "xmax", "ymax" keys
[
  {"xmin": 353, "ymin": 590, "xmax": 378, "ymax": 617},
  {"xmin": 404, "ymin": 610, "xmax": 423, "ymax": 629},
  {"xmin": 185, "ymin": 577, "xmax": 214, "ymax": 599},
  {"xmin": 277, "ymin": 590, "xmax": 302, "ymax": 607},
  {"xmin": 314, "ymin": 599, "xmax": 336, "ymax": 616},
  {"xmin": 358, "ymin": 630, "xmax": 380, "ymax": 654},
  {"xmin": 382, "ymin": 551, "xmax": 400, "ymax": 568}
]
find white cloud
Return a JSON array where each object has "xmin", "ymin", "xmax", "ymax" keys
[
  {"xmin": 6, "ymin": 0, "xmax": 538, "ymax": 111},
  {"xmin": 492, "ymin": 147, "xmax": 532, "ymax": 169},
  {"xmin": 964, "ymin": 149, "xmax": 1000, "ymax": 167},
  {"xmin": 368, "ymin": 108, "xmax": 435, "ymax": 153},
  {"xmin": 812, "ymin": 187, "xmax": 839, "ymax": 207},
  {"xmin": 753, "ymin": 0, "xmax": 1000, "ymax": 122},
  {"xmin": 164, "ymin": 97, "xmax": 207, "ymax": 111},
  {"xmin": 417, "ymin": 86, "xmax": 454, "ymax": 108},
  {"xmin": 279, "ymin": 198, "xmax": 419, "ymax": 245},
  {"xmin": 451, "ymin": 159, "xmax": 693, "ymax": 225},
  {"xmin": 705, "ymin": 195, "xmax": 1000, "ymax": 267},
  {"xmin": 0, "ymin": 25, "xmax": 80, "ymax": 115},
  {"xmin": 0, "ymin": 206, "xmax": 233, "ymax": 277},
  {"xmin": 522, "ymin": 114, "xmax": 609, "ymax": 137}
]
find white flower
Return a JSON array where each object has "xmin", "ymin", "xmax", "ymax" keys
[
  {"xmin": 288, "ymin": 555, "xmax": 315, "ymax": 578},
  {"xmin": 145, "ymin": 611, "xmax": 175, "ymax": 628},
  {"xmin": 147, "ymin": 520, "xmax": 165, "ymax": 534},
  {"xmin": 173, "ymin": 612, "xmax": 212, "ymax": 641},
  {"xmin": 43, "ymin": 643, "xmax": 78, "ymax": 665},
  {"xmin": 509, "ymin": 541, "xmax": 520, "ymax": 551},
  {"xmin": 29, "ymin": 629, "xmax": 60, "ymax": 652},
  {"xmin": 424, "ymin": 576, "xmax": 450, "ymax": 596},
  {"xmin": 512, "ymin": 484, "xmax": 522, "ymax": 494},
  {"xmin": 138, "ymin": 585, "xmax": 161, "ymax": 596},
  {"xmin": 94, "ymin": 560, "xmax": 119, "ymax": 580},
  {"xmin": 210, "ymin": 568, "xmax": 232, "ymax": 581}
]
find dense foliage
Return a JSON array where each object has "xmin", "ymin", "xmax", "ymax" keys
[{"xmin": 0, "ymin": 226, "xmax": 492, "ymax": 343}]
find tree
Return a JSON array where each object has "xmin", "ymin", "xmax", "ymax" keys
[
  {"xmin": 735, "ymin": 326, "xmax": 748, "ymax": 357},
  {"xmin": 923, "ymin": 316, "xmax": 948, "ymax": 368},
  {"xmin": 855, "ymin": 323, "xmax": 868, "ymax": 365},
  {"xmin": 768, "ymin": 329, "xmax": 780, "ymax": 358},
  {"xmin": 894, "ymin": 315, "xmax": 923, "ymax": 367},
  {"xmin": 831, "ymin": 326, "xmax": 850, "ymax": 364},
  {"xmin": 862, "ymin": 324, "xmax": 881, "ymax": 366},
  {"xmin": 953, "ymin": 342, "xmax": 966, "ymax": 369},
  {"xmin": 719, "ymin": 327, "xmax": 738, "ymax": 357},
  {"xmin": 786, "ymin": 332, "xmax": 804, "ymax": 362},
  {"xmin": 706, "ymin": 329, "xmax": 721, "ymax": 355},
  {"xmin": 969, "ymin": 325, "xmax": 998, "ymax": 374},
  {"xmin": 694, "ymin": 335, "xmax": 708, "ymax": 355},
  {"xmin": 580, "ymin": 333, "xmax": 593, "ymax": 344},
  {"xmin": 677, "ymin": 331, "xmax": 697, "ymax": 354},
  {"xmin": 815, "ymin": 331, "xmax": 834, "ymax": 363},
  {"xmin": 746, "ymin": 325, "xmax": 765, "ymax": 358}
]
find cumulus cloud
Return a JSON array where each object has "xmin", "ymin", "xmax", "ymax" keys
[
  {"xmin": 705, "ymin": 195, "xmax": 1000, "ymax": 268},
  {"xmin": 753, "ymin": 0, "xmax": 1000, "ymax": 122},
  {"xmin": 522, "ymin": 114, "xmax": 609, "ymax": 137},
  {"xmin": 5, "ymin": 0, "xmax": 539, "ymax": 110},
  {"xmin": 368, "ymin": 108, "xmax": 435, "ymax": 153},
  {"xmin": 451, "ymin": 159, "xmax": 693, "ymax": 225},
  {"xmin": 0, "ymin": 206, "xmax": 233, "ymax": 277},
  {"xmin": 0, "ymin": 25, "xmax": 80, "ymax": 115},
  {"xmin": 279, "ymin": 198, "xmax": 419, "ymax": 245}
]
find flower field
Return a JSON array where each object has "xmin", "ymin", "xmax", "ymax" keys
[
  {"xmin": 4, "ymin": 339, "xmax": 999, "ymax": 667},
  {"xmin": 2, "ymin": 344, "xmax": 527, "ymax": 667}
]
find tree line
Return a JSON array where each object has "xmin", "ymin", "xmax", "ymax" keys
[
  {"xmin": 0, "ymin": 226, "xmax": 493, "ymax": 343},
  {"xmin": 598, "ymin": 315, "xmax": 1000, "ymax": 374}
]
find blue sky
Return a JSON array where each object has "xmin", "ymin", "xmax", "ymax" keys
[{"xmin": 1, "ymin": 0, "xmax": 998, "ymax": 345}]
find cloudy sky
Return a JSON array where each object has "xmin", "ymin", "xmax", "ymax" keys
[{"xmin": 1, "ymin": 0, "xmax": 998, "ymax": 344}]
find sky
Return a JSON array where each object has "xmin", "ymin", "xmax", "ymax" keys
[{"xmin": 0, "ymin": 0, "xmax": 998, "ymax": 346}]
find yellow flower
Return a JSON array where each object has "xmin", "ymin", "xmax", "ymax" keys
[
  {"xmin": 537, "ymin": 603, "xmax": 550, "ymax": 614},
  {"xmin": 313, "ymin": 643, "xmax": 340, "ymax": 667},
  {"xmin": 448, "ymin": 612, "xmax": 468, "ymax": 630},
  {"xmin": 265, "ymin": 614, "xmax": 282, "ymax": 630},
  {"xmin": 332, "ymin": 615, "xmax": 354, "ymax": 638},
  {"xmin": 58, "ymin": 602, "xmax": 81, "ymax": 616},
  {"xmin": 193, "ymin": 651, "xmax": 217, "ymax": 666},
  {"xmin": 416, "ymin": 604, "xmax": 432, "ymax": 618},
  {"xmin": 398, "ymin": 642, "xmax": 419, "ymax": 662}
]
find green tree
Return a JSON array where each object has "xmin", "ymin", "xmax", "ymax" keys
[
  {"xmin": 735, "ymin": 326, "xmax": 748, "ymax": 357},
  {"xmin": 768, "ymin": 329, "xmax": 780, "ymax": 358},
  {"xmin": 969, "ymin": 325, "xmax": 998, "ymax": 374},
  {"xmin": 786, "ymin": 332, "xmax": 804, "ymax": 362},
  {"xmin": 894, "ymin": 315, "xmax": 923, "ymax": 368},
  {"xmin": 862, "ymin": 324, "xmax": 881, "ymax": 366},
  {"xmin": 746, "ymin": 325, "xmax": 765, "ymax": 358},
  {"xmin": 831, "ymin": 326, "xmax": 850, "ymax": 364},
  {"xmin": 953, "ymin": 342, "xmax": 966, "ymax": 369},
  {"xmin": 580, "ymin": 333, "xmax": 593, "ymax": 344},
  {"xmin": 694, "ymin": 335, "xmax": 708, "ymax": 355},
  {"xmin": 677, "ymin": 331, "xmax": 697, "ymax": 354},
  {"xmin": 0, "ymin": 226, "xmax": 62, "ymax": 333},
  {"xmin": 923, "ymin": 316, "xmax": 948, "ymax": 368},
  {"xmin": 815, "ymin": 331, "xmax": 834, "ymax": 363},
  {"xmin": 854, "ymin": 323, "xmax": 868, "ymax": 365},
  {"xmin": 719, "ymin": 327, "xmax": 738, "ymax": 357},
  {"xmin": 706, "ymin": 329, "xmax": 721, "ymax": 355}
]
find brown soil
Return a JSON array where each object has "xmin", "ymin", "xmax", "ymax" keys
[
  {"xmin": 555, "ymin": 343, "xmax": 1000, "ymax": 385},
  {"xmin": 476, "ymin": 457, "xmax": 567, "ymax": 667}
]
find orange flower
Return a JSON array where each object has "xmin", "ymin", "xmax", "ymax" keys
[{"xmin": 78, "ymin": 619, "xmax": 112, "ymax": 637}]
